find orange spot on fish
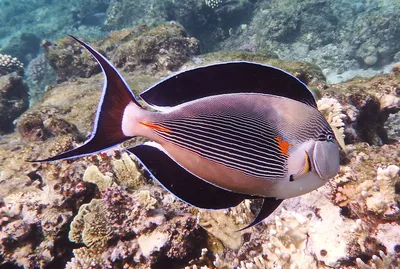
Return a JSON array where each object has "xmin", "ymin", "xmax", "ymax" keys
[
  {"xmin": 139, "ymin": 122, "xmax": 173, "ymax": 133},
  {"xmin": 275, "ymin": 136, "xmax": 293, "ymax": 157}
]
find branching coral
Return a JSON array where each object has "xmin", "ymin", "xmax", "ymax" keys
[{"xmin": 356, "ymin": 250, "xmax": 400, "ymax": 269}]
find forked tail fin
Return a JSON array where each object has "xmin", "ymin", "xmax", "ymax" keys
[{"xmin": 32, "ymin": 35, "xmax": 141, "ymax": 162}]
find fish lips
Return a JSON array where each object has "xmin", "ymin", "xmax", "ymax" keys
[{"xmin": 313, "ymin": 140, "xmax": 340, "ymax": 180}]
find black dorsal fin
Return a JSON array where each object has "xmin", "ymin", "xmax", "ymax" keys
[
  {"xmin": 127, "ymin": 143, "xmax": 255, "ymax": 209},
  {"xmin": 139, "ymin": 62, "xmax": 317, "ymax": 109},
  {"xmin": 239, "ymin": 197, "xmax": 283, "ymax": 230}
]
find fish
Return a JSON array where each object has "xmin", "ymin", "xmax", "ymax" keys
[
  {"xmin": 72, "ymin": 12, "xmax": 107, "ymax": 29},
  {"xmin": 33, "ymin": 35, "xmax": 341, "ymax": 230}
]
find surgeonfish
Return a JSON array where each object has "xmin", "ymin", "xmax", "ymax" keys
[{"xmin": 34, "ymin": 36, "xmax": 340, "ymax": 229}]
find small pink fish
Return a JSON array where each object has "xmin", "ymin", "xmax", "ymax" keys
[{"xmin": 34, "ymin": 36, "xmax": 340, "ymax": 229}]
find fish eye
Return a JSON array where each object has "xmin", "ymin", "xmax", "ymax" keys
[{"xmin": 326, "ymin": 134, "xmax": 333, "ymax": 142}]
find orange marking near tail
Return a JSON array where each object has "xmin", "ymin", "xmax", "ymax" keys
[
  {"xmin": 275, "ymin": 136, "xmax": 293, "ymax": 157},
  {"xmin": 139, "ymin": 122, "xmax": 173, "ymax": 133}
]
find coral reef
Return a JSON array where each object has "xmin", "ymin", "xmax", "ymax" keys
[
  {"xmin": 167, "ymin": 0, "xmax": 255, "ymax": 50},
  {"xmin": 0, "ymin": 54, "xmax": 24, "ymax": 76},
  {"xmin": 43, "ymin": 23, "xmax": 200, "ymax": 82},
  {"xmin": 26, "ymin": 54, "xmax": 57, "ymax": 104},
  {"xmin": 356, "ymin": 250, "xmax": 400, "ymax": 269},
  {"xmin": 217, "ymin": 0, "xmax": 400, "ymax": 81},
  {"xmin": 111, "ymin": 152, "xmax": 145, "ymax": 189},
  {"xmin": 205, "ymin": 140, "xmax": 399, "ymax": 269},
  {"xmin": 106, "ymin": 23, "xmax": 200, "ymax": 74},
  {"xmin": 0, "ymin": 73, "xmax": 29, "ymax": 134},
  {"xmin": 17, "ymin": 107, "xmax": 83, "ymax": 143},
  {"xmin": 323, "ymin": 71, "xmax": 400, "ymax": 145},
  {"xmin": 1, "ymin": 22, "xmax": 400, "ymax": 268},
  {"xmin": 65, "ymin": 0, "xmax": 110, "ymax": 25},
  {"xmin": 353, "ymin": 10, "xmax": 400, "ymax": 68},
  {"xmin": 0, "ymin": 156, "xmax": 97, "ymax": 268},
  {"xmin": 42, "ymin": 38, "xmax": 101, "ymax": 83},
  {"xmin": 317, "ymin": 97, "xmax": 346, "ymax": 135},
  {"xmin": 104, "ymin": 0, "xmax": 168, "ymax": 30},
  {"xmin": 103, "ymin": 0, "xmax": 255, "ymax": 51},
  {"xmin": 183, "ymin": 50, "xmax": 326, "ymax": 85},
  {"xmin": 205, "ymin": 0, "xmax": 223, "ymax": 9},
  {"xmin": 1, "ymin": 33, "xmax": 41, "ymax": 65},
  {"xmin": 0, "ymin": 0, "xmax": 399, "ymax": 83},
  {"xmin": 66, "ymin": 186, "xmax": 204, "ymax": 269}
]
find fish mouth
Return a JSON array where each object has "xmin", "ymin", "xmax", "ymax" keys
[{"xmin": 312, "ymin": 141, "xmax": 340, "ymax": 180}]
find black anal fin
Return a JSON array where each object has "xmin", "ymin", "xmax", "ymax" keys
[
  {"xmin": 239, "ymin": 198, "xmax": 283, "ymax": 230},
  {"xmin": 127, "ymin": 144, "xmax": 255, "ymax": 209}
]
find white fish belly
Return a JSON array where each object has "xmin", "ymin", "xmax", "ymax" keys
[{"xmin": 270, "ymin": 171, "xmax": 326, "ymax": 198}]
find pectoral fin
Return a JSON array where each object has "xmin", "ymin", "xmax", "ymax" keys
[
  {"xmin": 300, "ymin": 151, "xmax": 312, "ymax": 175},
  {"xmin": 289, "ymin": 151, "xmax": 311, "ymax": 182},
  {"xmin": 127, "ymin": 143, "xmax": 255, "ymax": 209}
]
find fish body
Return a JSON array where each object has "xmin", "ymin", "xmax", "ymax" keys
[
  {"xmin": 72, "ymin": 12, "xmax": 107, "ymax": 29},
  {"xmin": 126, "ymin": 93, "xmax": 337, "ymax": 199},
  {"xmin": 34, "ymin": 36, "xmax": 340, "ymax": 229}
]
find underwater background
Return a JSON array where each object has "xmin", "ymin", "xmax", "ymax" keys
[{"xmin": 0, "ymin": 0, "xmax": 399, "ymax": 268}]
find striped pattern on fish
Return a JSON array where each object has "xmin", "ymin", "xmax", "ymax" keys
[
  {"xmin": 139, "ymin": 93, "xmax": 333, "ymax": 182},
  {"xmin": 32, "ymin": 36, "xmax": 341, "ymax": 230},
  {"xmin": 151, "ymin": 113, "xmax": 287, "ymax": 179}
]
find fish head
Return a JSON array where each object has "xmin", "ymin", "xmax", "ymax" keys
[
  {"xmin": 312, "ymin": 135, "xmax": 340, "ymax": 180},
  {"xmin": 279, "ymin": 134, "xmax": 339, "ymax": 199}
]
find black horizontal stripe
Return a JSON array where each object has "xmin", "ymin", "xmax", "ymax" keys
[
  {"xmin": 200, "ymin": 113, "xmax": 279, "ymax": 137},
  {"xmin": 166, "ymin": 114, "xmax": 278, "ymax": 140},
  {"xmin": 159, "ymin": 115, "xmax": 286, "ymax": 164},
  {"xmin": 161, "ymin": 130, "xmax": 286, "ymax": 172},
  {"xmin": 161, "ymin": 119, "xmax": 283, "ymax": 159},
  {"xmin": 151, "ymin": 113, "xmax": 289, "ymax": 178},
  {"xmin": 164, "ymin": 115, "xmax": 279, "ymax": 148},
  {"xmin": 161, "ymin": 128, "xmax": 286, "ymax": 172}
]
